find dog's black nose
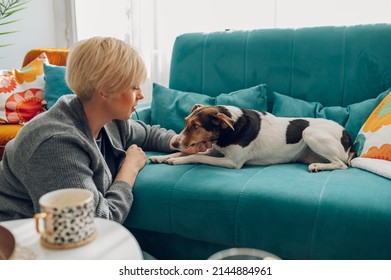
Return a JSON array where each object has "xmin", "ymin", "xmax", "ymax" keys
[{"xmin": 172, "ymin": 141, "xmax": 179, "ymax": 148}]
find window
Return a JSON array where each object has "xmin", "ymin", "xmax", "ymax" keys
[{"xmin": 71, "ymin": 0, "xmax": 391, "ymax": 100}]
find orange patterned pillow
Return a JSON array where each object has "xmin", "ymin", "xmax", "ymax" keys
[
  {"xmin": 354, "ymin": 89, "xmax": 391, "ymax": 161},
  {"xmin": 352, "ymin": 89, "xmax": 391, "ymax": 179},
  {"xmin": 0, "ymin": 53, "xmax": 48, "ymax": 124}
]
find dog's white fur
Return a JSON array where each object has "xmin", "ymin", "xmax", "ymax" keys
[{"xmin": 150, "ymin": 105, "xmax": 355, "ymax": 172}]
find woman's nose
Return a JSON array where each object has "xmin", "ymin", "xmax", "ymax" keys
[{"xmin": 137, "ymin": 89, "xmax": 144, "ymax": 100}]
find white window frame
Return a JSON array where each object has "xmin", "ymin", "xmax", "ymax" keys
[{"xmin": 58, "ymin": 0, "xmax": 391, "ymax": 101}]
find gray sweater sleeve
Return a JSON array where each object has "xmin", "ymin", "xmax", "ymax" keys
[
  {"xmin": 23, "ymin": 135, "xmax": 133, "ymax": 223},
  {"xmin": 124, "ymin": 120, "xmax": 176, "ymax": 152}
]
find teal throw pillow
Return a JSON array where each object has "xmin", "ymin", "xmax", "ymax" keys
[
  {"xmin": 43, "ymin": 63, "xmax": 73, "ymax": 109},
  {"xmin": 151, "ymin": 83, "xmax": 267, "ymax": 133},
  {"xmin": 272, "ymin": 89, "xmax": 390, "ymax": 139}
]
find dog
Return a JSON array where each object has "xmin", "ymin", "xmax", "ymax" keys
[{"xmin": 149, "ymin": 104, "xmax": 356, "ymax": 171}]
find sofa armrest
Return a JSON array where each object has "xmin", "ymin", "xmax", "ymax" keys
[{"xmin": 132, "ymin": 101, "xmax": 151, "ymax": 124}]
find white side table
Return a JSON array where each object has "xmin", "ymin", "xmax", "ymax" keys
[{"xmin": 0, "ymin": 217, "xmax": 143, "ymax": 260}]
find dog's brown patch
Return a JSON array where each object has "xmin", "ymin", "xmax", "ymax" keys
[
  {"xmin": 178, "ymin": 107, "xmax": 218, "ymax": 148},
  {"xmin": 179, "ymin": 105, "xmax": 261, "ymax": 149}
]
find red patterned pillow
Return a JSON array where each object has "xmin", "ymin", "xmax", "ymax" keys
[{"xmin": 0, "ymin": 53, "xmax": 48, "ymax": 124}]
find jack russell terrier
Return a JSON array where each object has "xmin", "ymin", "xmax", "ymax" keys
[{"xmin": 149, "ymin": 104, "xmax": 356, "ymax": 171}]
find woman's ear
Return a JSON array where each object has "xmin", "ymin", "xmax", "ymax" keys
[{"xmin": 98, "ymin": 90, "xmax": 106, "ymax": 98}]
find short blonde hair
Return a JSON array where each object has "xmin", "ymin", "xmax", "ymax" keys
[{"xmin": 66, "ymin": 36, "xmax": 147, "ymax": 101}]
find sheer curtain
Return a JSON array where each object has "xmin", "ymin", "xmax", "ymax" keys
[
  {"xmin": 130, "ymin": 0, "xmax": 277, "ymax": 100},
  {"xmin": 71, "ymin": 0, "xmax": 391, "ymax": 101}
]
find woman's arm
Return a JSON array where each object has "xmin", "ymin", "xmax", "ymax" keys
[
  {"xmin": 114, "ymin": 144, "xmax": 146, "ymax": 187},
  {"xmin": 23, "ymin": 135, "xmax": 133, "ymax": 223},
  {"xmin": 125, "ymin": 120, "xmax": 175, "ymax": 152},
  {"xmin": 125, "ymin": 120, "xmax": 212, "ymax": 154}
]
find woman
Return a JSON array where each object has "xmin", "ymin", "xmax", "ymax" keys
[{"xmin": 0, "ymin": 37, "xmax": 210, "ymax": 222}]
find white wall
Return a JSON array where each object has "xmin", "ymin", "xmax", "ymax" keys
[{"xmin": 0, "ymin": 0, "xmax": 64, "ymax": 69}]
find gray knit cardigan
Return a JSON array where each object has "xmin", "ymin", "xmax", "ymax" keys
[{"xmin": 0, "ymin": 95, "xmax": 175, "ymax": 222}]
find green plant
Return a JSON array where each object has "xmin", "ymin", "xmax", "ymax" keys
[{"xmin": 0, "ymin": 0, "xmax": 29, "ymax": 48}]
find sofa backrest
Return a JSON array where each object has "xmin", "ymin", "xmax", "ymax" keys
[
  {"xmin": 169, "ymin": 24, "xmax": 391, "ymax": 108},
  {"xmin": 22, "ymin": 48, "xmax": 69, "ymax": 67}
]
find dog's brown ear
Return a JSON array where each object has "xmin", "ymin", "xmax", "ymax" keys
[
  {"xmin": 191, "ymin": 104, "xmax": 204, "ymax": 112},
  {"xmin": 216, "ymin": 113, "xmax": 235, "ymax": 131},
  {"xmin": 186, "ymin": 104, "xmax": 204, "ymax": 122}
]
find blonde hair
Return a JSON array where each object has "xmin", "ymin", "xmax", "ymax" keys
[{"xmin": 66, "ymin": 37, "xmax": 147, "ymax": 101}]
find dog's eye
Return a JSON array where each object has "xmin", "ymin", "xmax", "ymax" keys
[{"xmin": 192, "ymin": 124, "xmax": 199, "ymax": 129}]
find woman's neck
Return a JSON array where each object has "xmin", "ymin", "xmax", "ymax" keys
[{"xmin": 80, "ymin": 98, "xmax": 110, "ymax": 139}]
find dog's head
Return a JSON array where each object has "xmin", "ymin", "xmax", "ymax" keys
[{"xmin": 172, "ymin": 104, "xmax": 235, "ymax": 150}]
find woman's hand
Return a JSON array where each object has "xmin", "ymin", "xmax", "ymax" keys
[
  {"xmin": 114, "ymin": 144, "xmax": 146, "ymax": 187},
  {"xmin": 124, "ymin": 144, "xmax": 147, "ymax": 171}
]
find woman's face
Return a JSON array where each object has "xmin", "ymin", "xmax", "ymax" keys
[{"xmin": 106, "ymin": 86, "xmax": 144, "ymax": 120}]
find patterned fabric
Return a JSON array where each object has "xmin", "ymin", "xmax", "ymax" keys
[
  {"xmin": 0, "ymin": 53, "xmax": 48, "ymax": 124},
  {"xmin": 352, "ymin": 90, "xmax": 391, "ymax": 179},
  {"xmin": 355, "ymin": 91, "xmax": 391, "ymax": 161},
  {"xmin": 351, "ymin": 157, "xmax": 391, "ymax": 180}
]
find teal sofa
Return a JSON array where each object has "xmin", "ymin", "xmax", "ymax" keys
[{"xmin": 123, "ymin": 24, "xmax": 391, "ymax": 259}]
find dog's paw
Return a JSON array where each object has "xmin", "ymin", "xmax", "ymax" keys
[
  {"xmin": 148, "ymin": 156, "xmax": 184, "ymax": 165},
  {"xmin": 308, "ymin": 163, "xmax": 320, "ymax": 173},
  {"xmin": 149, "ymin": 152, "xmax": 185, "ymax": 165},
  {"xmin": 149, "ymin": 155, "xmax": 170, "ymax": 164},
  {"xmin": 165, "ymin": 157, "xmax": 184, "ymax": 165}
]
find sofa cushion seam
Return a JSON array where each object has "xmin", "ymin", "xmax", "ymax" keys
[
  {"xmin": 201, "ymin": 33, "xmax": 208, "ymax": 93},
  {"xmin": 243, "ymin": 31, "xmax": 250, "ymax": 88},
  {"xmin": 234, "ymin": 168, "xmax": 267, "ymax": 245},
  {"xmin": 341, "ymin": 27, "xmax": 348, "ymax": 107},
  {"xmin": 169, "ymin": 165, "xmax": 199, "ymax": 233},
  {"xmin": 308, "ymin": 172, "xmax": 333, "ymax": 259},
  {"xmin": 289, "ymin": 29, "xmax": 295, "ymax": 97}
]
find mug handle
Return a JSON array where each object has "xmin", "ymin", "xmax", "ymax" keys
[{"xmin": 34, "ymin": 213, "xmax": 52, "ymax": 237}]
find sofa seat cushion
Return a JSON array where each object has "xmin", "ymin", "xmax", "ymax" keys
[{"xmin": 124, "ymin": 152, "xmax": 391, "ymax": 260}]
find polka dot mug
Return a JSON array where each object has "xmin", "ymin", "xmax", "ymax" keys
[{"xmin": 34, "ymin": 188, "xmax": 96, "ymax": 249}]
